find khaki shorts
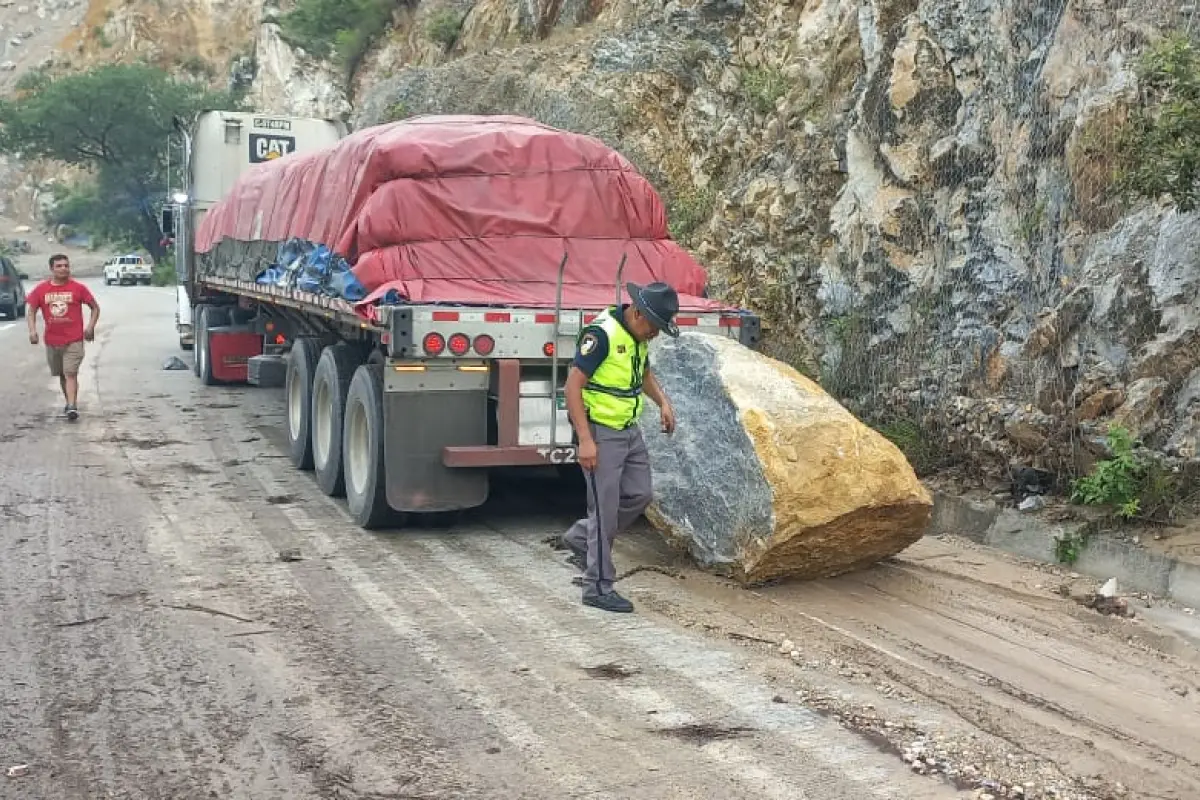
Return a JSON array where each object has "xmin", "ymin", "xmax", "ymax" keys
[{"xmin": 46, "ymin": 340, "xmax": 85, "ymax": 377}]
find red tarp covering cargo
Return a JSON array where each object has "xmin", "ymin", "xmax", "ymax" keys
[{"xmin": 194, "ymin": 114, "xmax": 731, "ymax": 320}]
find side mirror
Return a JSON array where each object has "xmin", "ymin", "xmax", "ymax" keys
[{"xmin": 161, "ymin": 207, "xmax": 175, "ymax": 235}]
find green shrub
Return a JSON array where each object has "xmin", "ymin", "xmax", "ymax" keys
[
  {"xmin": 741, "ymin": 67, "xmax": 787, "ymax": 115},
  {"xmin": 875, "ymin": 416, "xmax": 944, "ymax": 477},
  {"xmin": 279, "ymin": 0, "xmax": 399, "ymax": 75},
  {"xmin": 426, "ymin": 10, "xmax": 464, "ymax": 49},
  {"xmin": 667, "ymin": 185, "xmax": 716, "ymax": 244},
  {"xmin": 1114, "ymin": 33, "xmax": 1200, "ymax": 211},
  {"xmin": 1070, "ymin": 424, "xmax": 1181, "ymax": 521},
  {"xmin": 151, "ymin": 260, "xmax": 176, "ymax": 287}
]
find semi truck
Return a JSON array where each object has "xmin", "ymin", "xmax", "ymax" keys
[{"xmin": 164, "ymin": 111, "xmax": 761, "ymax": 529}]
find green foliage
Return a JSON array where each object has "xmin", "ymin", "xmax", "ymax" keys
[
  {"xmin": 740, "ymin": 67, "xmax": 788, "ymax": 115},
  {"xmin": 1054, "ymin": 530, "xmax": 1088, "ymax": 565},
  {"xmin": 279, "ymin": 0, "xmax": 400, "ymax": 75},
  {"xmin": 1114, "ymin": 33, "xmax": 1200, "ymax": 211},
  {"xmin": 151, "ymin": 259, "xmax": 176, "ymax": 287},
  {"xmin": 667, "ymin": 185, "xmax": 716, "ymax": 244},
  {"xmin": 385, "ymin": 100, "xmax": 408, "ymax": 121},
  {"xmin": 1070, "ymin": 424, "xmax": 1181, "ymax": 522},
  {"xmin": 178, "ymin": 55, "xmax": 215, "ymax": 79},
  {"xmin": 875, "ymin": 416, "xmax": 944, "ymax": 476},
  {"xmin": 0, "ymin": 64, "xmax": 239, "ymax": 259},
  {"xmin": 426, "ymin": 10, "xmax": 464, "ymax": 49}
]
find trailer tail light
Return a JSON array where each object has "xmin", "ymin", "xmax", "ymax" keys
[
  {"xmin": 448, "ymin": 333, "xmax": 471, "ymax": 356},
  {"xmin": 422, "ymin": 332, "xmax": 446, "ymax": 356},
  {"xmin": 542, "ymin": 342, "xmax": 555, "ymax": 357},
  {"xmin": 473, "ymin": 334, "xmax": 495, "ymax": 356}
]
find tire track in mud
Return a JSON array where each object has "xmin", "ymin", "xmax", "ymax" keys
[
  {"xmin": 745, "ymin": 569, "xmax": 1200, "ymax": 799},
  {"xmin": 835, "ymin": 570, "xmax": 1200, "ymax": 765}
]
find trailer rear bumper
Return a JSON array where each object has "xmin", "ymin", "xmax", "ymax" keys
[{"xmin": 443, "ymin": 444, "xmax": 577, "ymax": 468}]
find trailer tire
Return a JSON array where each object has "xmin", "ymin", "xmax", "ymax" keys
[
  {"xmin": 196, "ymin": 305, "xmax": 231, "ymax": 386},
  {"xmin": 285, "ymin": 337, "xmax": 320, "ymax": 471},
  {"xmin": 343, "ymin": 363, "xmax": 399, "ymax": 530},
  {"xmin": 311, "ymin": 343, "xmax": 363, "ymax": 497}
]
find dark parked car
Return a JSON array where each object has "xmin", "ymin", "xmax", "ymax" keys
[{"xmin": 0, "ymin": 257, "xmax": 29, "ymax": 320}]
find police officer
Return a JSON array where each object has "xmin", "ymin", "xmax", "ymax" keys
[{"xmin": 560, "ymin": 281, "xmax": 679, "ymax": 613}]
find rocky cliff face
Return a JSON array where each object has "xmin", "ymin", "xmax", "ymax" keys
[
  {"xmin": 351, "ymin": 0, "xmax": 1200, "ymax": 483},
  {"xmin": 58, "ymin": 0, "xmax": 349, "ymax": 117},
  {"xmin": 40, "ymin": 0, "xmax": 1200, "ymax": 483}
]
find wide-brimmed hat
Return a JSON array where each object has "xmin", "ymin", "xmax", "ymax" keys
[{"xmin": 627, "ymin": 281, "xmax": 680, "ymax": 337}]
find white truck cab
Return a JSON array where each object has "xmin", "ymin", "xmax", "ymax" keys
[{"xmin": 103, "ymin": 254, "xmax": 152, "ymax": 286}]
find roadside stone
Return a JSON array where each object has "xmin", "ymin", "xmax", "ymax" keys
[
  {"xmin": 640, "ymin": 333, "xmax": 932, "ymax": 585},
  {"xmin": 1004, "ymin": 412, "xmax": 1052, "ymax": 452},
  {"xmin": 1111, "ymin": 377, "xmax": 1168, "ymax": 439},
  {"xmin": 1073, "ymin": 388, "xmax": 1124, "ymax": 422}
]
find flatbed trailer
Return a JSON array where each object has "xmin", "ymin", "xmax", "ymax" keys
[{"xmin": 167, "ymin": 111, "xmax": 761, "ymax": 528}]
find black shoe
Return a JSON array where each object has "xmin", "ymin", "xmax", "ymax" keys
[
  {"xmin": 583, "ymin": 591, "xmax": 634, "ymax": 613},
  {"xmin": 65, "ymin": 405, "xmax": 79, "ymax": 421}
]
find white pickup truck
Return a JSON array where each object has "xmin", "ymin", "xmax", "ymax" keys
[{"xmin": 103, "ymin": 254, "xmax": 153, "ymax": 286}]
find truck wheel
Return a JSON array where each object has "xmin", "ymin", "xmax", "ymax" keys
[
  {"xmin": 311, "ymin": 343, "xmax": 364, "ymax": 497},
  {"xmin": 343, "ymin": 363, "xmax": 400, "ymax": 529},
  {"xmin": 285, "ymin": 337, "xmax": 321, "ymax": 471},
  {"xmin": 196, "ymin": 305, "xmax": 230, "ymax": 386}
]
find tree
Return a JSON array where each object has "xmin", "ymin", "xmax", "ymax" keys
[{"xmin": 0, "ymin": 63, "xmax": 243, "ymax": 261}]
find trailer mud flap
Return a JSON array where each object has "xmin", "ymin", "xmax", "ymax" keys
[
  {"xmin": 208, "ymin": 329, "xmax": 264, "ymax": 383},
  {"xmin": 383, "ymin": 389, "xmax": 489, "ymax": 513}
]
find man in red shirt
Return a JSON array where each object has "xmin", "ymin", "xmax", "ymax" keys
[{"xmin": 26, "ymin": 253, "xmax": 100, "ymax": 420}]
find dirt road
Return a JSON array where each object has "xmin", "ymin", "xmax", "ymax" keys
[{"xmin": 2, "ymin": 281, "xmax": 1199, "ymax": 800}]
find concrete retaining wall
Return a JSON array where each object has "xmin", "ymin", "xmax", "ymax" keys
[{"xmin": 928, "ymin": 491, "xmax": 1200, "ymax": 608}]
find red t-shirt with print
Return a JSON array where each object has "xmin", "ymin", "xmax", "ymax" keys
[{"xmin": 26, "ymin": 279, "xmax": 95, "ymax": 348}]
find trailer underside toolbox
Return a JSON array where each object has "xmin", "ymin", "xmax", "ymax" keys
[{"xmin": 248, "ymin": 354, "xmax": 288, "ymax": 388}]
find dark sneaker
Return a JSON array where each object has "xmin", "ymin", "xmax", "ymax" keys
[
  {"xmin": 65, "ymin": 405, "xmax": 79, "ymax": 421},
  {"xmin": 583, "ymin": 591, "xmax": 634, "ymax": 613}
]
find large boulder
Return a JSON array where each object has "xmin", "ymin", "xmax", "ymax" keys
[{"xmin": 638, "ymin": 333, "xmax": 933, "ymax": 585}]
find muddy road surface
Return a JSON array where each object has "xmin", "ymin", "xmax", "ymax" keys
[{"xmin": 2, "ymin": 280, "xmax": 1199, "ymax": 800}]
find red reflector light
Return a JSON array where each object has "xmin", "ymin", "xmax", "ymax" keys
[
  {"xmin": 584, "ymin": 313, "xmax": 598, "ymax": 323},
  {"xmin": 675, "ymin": 316, "xmax": 698, "ymax": 326},
  {"xmin": 473, "ymin": 334, "xmax": 496, "ymax": 356},
  {"xmin": 423, "ymin": 332, "xmax": 446, "ymax": 355},
  {"xmin": 274, "ymin": 334, "xmax": 286, "ymax": 345},
  {"xmin": 448, "ymin": 332, "xmax": 470, "ymax": 356},
  {"xmin": 432, "ymin": 310, "xmax": 459, "ymax": 322},
  {"xmin": 719, "ymin": 316, "xmax": 742, "ymax": 327},
  {"xmin": 535, "ymin": 313, "xmax": 556, "ymax": 324},
  {"xmin": 543, "ymin": 342, "xmax": 556, "ymax": 357},
  {"xmin": 484, "ymin": 312, "xmax": 510, "ymax": 323}
]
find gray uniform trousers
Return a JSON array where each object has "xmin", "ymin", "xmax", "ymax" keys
[{"xmin": 563, "ymin": 421, "xmax": 653, "ymax": 599}]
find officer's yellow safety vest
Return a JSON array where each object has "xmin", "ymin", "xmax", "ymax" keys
[{"xmin": 580, "ymin": 307, "xmax": 648, "ymax": 430}]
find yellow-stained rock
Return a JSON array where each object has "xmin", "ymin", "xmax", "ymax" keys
[{"xmin": 639, "ymin": 333, "xmax": 932, "ymax": 585}]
